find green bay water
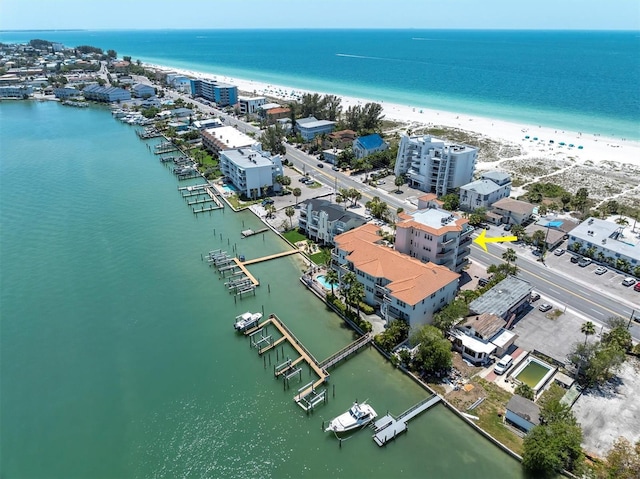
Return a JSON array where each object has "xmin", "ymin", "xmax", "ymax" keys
[{"xmin": 0, "ymin": 101, "xmax": 523, "ymax": 478}]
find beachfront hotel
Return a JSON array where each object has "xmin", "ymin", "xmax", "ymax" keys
[
  {"xmin": 298, "ymin": 199, "xmax": 368, "ymax": 246},
  {"xmin": 394, "ymin": 134, "xmax": 477, "ymax": 196},
  {"xmin": 219, "ymin": 145, "xmax": 284, "ymax": 200},
  {"xmin": 394, "ymin": 194, "xmax": 474, "ymax": 273},
  {"xmin": 190, "ymin": 79, "xmax": 238, "ymax": 107},
  {"xmin": 333, "ymin": 224, "xmax": 460, "ymax": 328}
]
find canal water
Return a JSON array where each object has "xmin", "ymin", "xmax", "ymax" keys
[{"xmin": 0, "ymin": 101, "xmax": 523, "ymax": 478}]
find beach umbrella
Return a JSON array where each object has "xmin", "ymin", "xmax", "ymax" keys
[
  {"xmin": 578, "ymin": 145, "xmax": 583, "ymax": 149},
  {"xmin": 559, "ymin": 142, "xmax": 565, "ymax": 146},
  {"xmin": 524, "ymin": 135, "xmax": 530, "ymax": 139},
  {"xmin": 533, "ymin": 137, "xmax": 538, "ymax": 141},
  {"xmin": 569, "ymin": 144, "xmax": 574, "ymax": 147}
]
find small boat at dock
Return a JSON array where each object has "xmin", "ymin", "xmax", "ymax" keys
[
  {"xmin": 325, "ymin": 401, "xmax": 377, "ymax": 434},
  {"xmin": 234, "ymin": 311, "xmax": 262, "ymax": 331}
]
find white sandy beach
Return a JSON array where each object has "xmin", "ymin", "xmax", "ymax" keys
[{"xmin": 147, "ymin": 63, "xmax": 640, "ymax": 173}]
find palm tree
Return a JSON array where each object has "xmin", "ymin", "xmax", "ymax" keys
[
  {"xmin": 502, "ymin": 248, "xmax": 517, "ymax": 266},
  {"xmin": 581, "ymin": 321, "xmax": 596, "ymax": 345},
  {"xmin": 325, "ymin": 269, "xmax": 339, "ymax": 296},
  {"xmin": 284, "ymin": 206, "xmax": 295, "ymax": 229},
  {"xmin": 292, "ymin": 187, "xmax": 301, "ymax": 206}
]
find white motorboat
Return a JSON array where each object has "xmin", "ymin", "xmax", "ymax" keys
[
  {"xmin": 325, "ymin": 401, "xmax": 377, "ymax": 434},
  {"xmin": 233, "ymin": 311, "xmax": 262, "ymax": 331}
]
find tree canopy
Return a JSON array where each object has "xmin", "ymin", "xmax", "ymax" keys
[{"xmin": 410, "ymin": 325, "xmax": 452, "ymax": 375}]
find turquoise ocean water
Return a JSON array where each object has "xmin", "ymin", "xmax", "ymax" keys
[
  {"xmin": 0, "ymin": 101, "xmax": 524, "ymax": 477},
  {"xmin": 2, "ymin": 29, "xmax": 639, "ymax": 139}
]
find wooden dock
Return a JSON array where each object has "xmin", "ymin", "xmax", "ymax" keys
[
  {"xmin": 372, "ymin": 395, "xmax": 442, "ymax": 446},
  {"xmin": 241, "ymin": 249, "xmax": 299, "ymax": 265},
  {"xmin": 246, "ymin": 314, "xmax": 329, "ymax": 406},
  {"xmin": 319, "ymin": 334, "xmax": 372, "ymax": 370},
  {"xmin": 241, "ymin": 227, "xmax": 270, "ymax": 238}
]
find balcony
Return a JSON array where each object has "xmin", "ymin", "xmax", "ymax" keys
[
  {"xmin": 441, "ymin": 237, "xmax": 456, "ymax": 246},
  {"xmin": 457, "ymin": 247, "xmax": 471, "ymax": 259},
  {"xmin": 436, "ymin": 249, "xmax": 455, "ymax": 259}
]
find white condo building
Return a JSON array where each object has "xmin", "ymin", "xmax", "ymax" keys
[
  {"xmin": 219, "ymin": 145, "xmax": 283, "ymax": 199},
  {"xmin": 394, "ymin": 134, "xmax": 478, "ymax": 196}
]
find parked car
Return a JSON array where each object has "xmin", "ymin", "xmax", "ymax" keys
[
  {"xmin": 503, "ymin": 224, "xmax": 512, "ymax": 232},
  {"xmin": 553, "ymin": 248, "xmax": 565, "ymax": 256},
  {"xmin": 578, "ymin": 258, "xmax": 592, "ymax": 267},
  {"xmin": 594, "ymin": 266, "xmax": 607, "ymax": 275},
  {"xmin": 530, "ymin": 292, "xmax": 541, "ymax": 302},
  {"xmin": 317, "ymin": 163, "xmax": 324, "ymax": 168},
  {"xmin": 494, "ymin": 354, "xmax": 513, "ymax": 375},
  {"xmin": 478, "ymin": 277, "xmax": 490, "ymax": 287},
  {"xmin": 622, "ymin": 277, "xmax": 637, "ymax": 287},
  {"xmin": 570, "ymin": 255, "xmax": 580, "ymax": 263},
  {"xmin": 635, "ymin": 282, "xmax": 640, "ymax": 292},
  {"xmin": 539, "ymin": 303, "xmax": 552, "ymax": 312},
  {"xmin": 332, "ymin": 165, "xmax": 339, "ymax": 171}
]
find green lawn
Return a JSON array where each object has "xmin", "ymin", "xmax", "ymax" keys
[{"xmin": 282, "ymin": 229, "xmax": 306, "ymax": 243}]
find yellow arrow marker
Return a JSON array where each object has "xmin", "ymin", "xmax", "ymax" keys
[{"xmin": 473, "ymin": 229, "xmax": 518, "ymax": 252}]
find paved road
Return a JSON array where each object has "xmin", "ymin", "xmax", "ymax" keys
[{"xmin": 471, "ymin": 242, "xmax": 640, "ymax": 339}]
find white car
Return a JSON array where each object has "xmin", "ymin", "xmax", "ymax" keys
[
  {"xmin": 622, "ymin": 277, "xmax": 637, "ymax": 287},
  {"xmin": 553, "ymin": 248, "xmax": 565, "ymax": 256},
  {"xmin": 538, "ymin": 303, "xmax": 552, "ymax": 312},
  {"xmin": 594, "ymin": 266, "xmax": 607, "ymax": 275}
]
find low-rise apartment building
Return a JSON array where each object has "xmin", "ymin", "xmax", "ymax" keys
[
  {"xmin": 201, "ymin": 126, "xmax": 257, "ymax": 155},
  {"xmin": 295, "ymin": 116, "xmax": 336, "ymax": 141},
  {"xmin": 394, "ymin": 195, "xmax": 474, "ymax": 273},
  {"xmin": 298, "ymin": 199, "xmax": 367, "ymax": 245},
  {"xmin": 568, "ymin": 217, "xmax": 640, "ymax": 269},
  {"xmin": 333, "ymin": 224, "xmax": 460, "ymax": 328},
  {"xmin": 237, "ymin": 95, "xmax": 266, "ymax": 115},
  {"xmin": 489, "ymin": 198, "xmax": 535, "ymax": 225},
  {"xmin": 82, "ymin": 84, "xmax": 131, "ymax": 102},
  {"xmin": 469, "ymin": 276, "xmax": 532, "ymax": 325},
  {"xmin": 459, "ymin": 171, "xmax": 511, "ymax": 211},
  {"xmin": 394, "ymin": 134, "xmax": 478, "ymax": 196}
]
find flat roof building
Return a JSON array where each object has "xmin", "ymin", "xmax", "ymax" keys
[
  {"xmin": 219, "ymin": 145, "xmax": 283, "ymax": 200},
  {"xmin": 568, "ymin": 217, "xmax": 640, "ymax": 268},
  {"xmin": 469, "ymin": 276, "xmax": 532, "ymax": 324},
  {"xmin": 295, "ymin": 116, "xmax": 336, "ymax": 141},
  {"xmin": 202, "ymin": 126, "xmax": 257, "ymax": 155},
  {"xmin": 298, "ymin": 199, "xmax": 367, "ymax": 246}
]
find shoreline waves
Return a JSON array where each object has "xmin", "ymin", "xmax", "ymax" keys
[{"xmin": 147, "ymin": 61, "xmax": 640, "ymax": 170}]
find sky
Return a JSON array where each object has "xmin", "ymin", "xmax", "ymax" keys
[{"xmin": 1, "ymin": 0, "xmax": 639, "ymax": 31}]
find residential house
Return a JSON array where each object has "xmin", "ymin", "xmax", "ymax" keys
[
  {"xmin": 490, "ymin": 198, "xmax": 535, "ymax": 225},
  {"xmin": 394, "ymin": 134, "xmax": 478, "ymax": 196},
  {"xmin": 459, "ymin": 171, "xmax": 512, "ymax": 211},
  {"xmin": 353, "ymin": 133, "xmax": 389, "ymax": 160},
  {"xmin": 451, "ymin": 313, "xmax": 517, "ymax": 365},
  {"xmin": 219, "ymin": 145, "xmax": 283, "ymax": 199},
  {"xmin": 328, "ymin": 129, "xmax": 357, "ymax": 148},
  {"xmin": 202, "ymin": 126, "xmax": 257, "ymax": 155},
  {"xmin": 298, "ymin": 199, "xmax": 368, "ymax": 246},
  {"xmin": 394, "ymin": 195, "xmax": 474, "ymax": 273},
  {"xmin": 505, "ymin": 395, "xmax": 541, "ymax": 433},
  {"xmin": 295, "ymin": 116, "xmax": 336, "ymax": 141},
  {"xmin": 469, "ymin": 276, "xmax": 532, "ymax": 326},
  {"xmin": 333, "ymin": 224, "xmax": 460, "ymax": 328},
  {"xmin": 568, "ymin": 217, "xmax": 640, "ymax": 267}
]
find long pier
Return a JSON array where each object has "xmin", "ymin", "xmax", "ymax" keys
[
  {"xmin": 372, "ymin": 395, "xmax": 442, "ymax": 446},
  {"xmin": 319, "ymin": 333, "xmax": 372, "ymax": 370},
  {"xmin": 241, "ymin": 249, "xmax": 299, "ymax": 265}
]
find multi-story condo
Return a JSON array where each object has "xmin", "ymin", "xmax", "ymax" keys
[
  {"xmin": 131, "ymin": 83, "xmax": 155, "ymax": 98},
  {"xmin": 237, "ymin": 96, "xmax": 267, "ymax": 115},
  {"xmin": 459, "ymin": 171, "xmax": 511, "ymax": 211},
  {"xmin": 333, "ymin": 224, "xmax": 460, "ymax": 328},
  {"xmin": 190, "ymin": 79, "xmax": 238, "ymax": 107},
  {"xmin": 219, "ymin": 145, "xmax": 283, "ymax": 199},
  {"xmin": 0, "ymin": 85, "xmax": 33, "ymax": 98},
  {"xmin": 298, "ymin": 199, "xmax": 367, "ymax": 245},
  {"xmin": 394, "ymin": 134, "xmax": 478, "ymax": 196},
  {"xmin": 394, "ymin": 194, "xmax": 474, "ymax": 273},
  {"xmin": 201, "ymin": 126, "xmax": 256, "ymax": 155}
]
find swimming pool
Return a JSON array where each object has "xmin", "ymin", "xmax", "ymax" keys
[
  {"xmin": 511, "ymin": 356, "xmax": 556, "ymax": 392},
  {"xmin": 221, "ymin": 184, "xmax": 238, "ymax": 194},
  {"xmin": 316, "ymin": 274, "xmax": 334, "ymax": 290}
]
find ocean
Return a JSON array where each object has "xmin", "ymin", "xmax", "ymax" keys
[
  {"xmin": 2, "ymin": 29, "xmax": 639, "ymax": 139},
  {"xmin": 0, "ymin": 101, "xmax": 524, "ymax": 477}
]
